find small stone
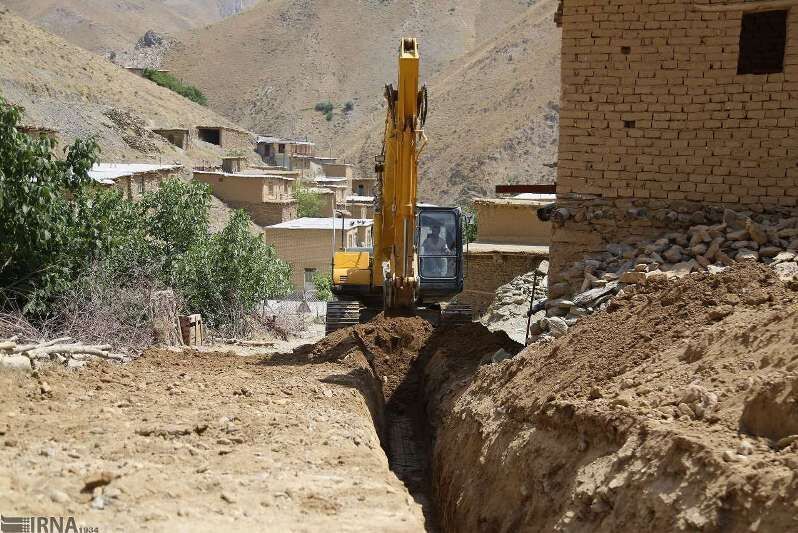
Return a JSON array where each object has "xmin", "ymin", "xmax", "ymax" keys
[
  {"xmin": 772, "ymin": 251, "xmax": 796, "ymax": 264},
  {"xmin": 677, "ymin": 403, "xmax": 695, "ymax": 419},
  {"xmin": 0, "ymin": 355, "xmax": 32, "ymax": 372},
  {"xmin": 727, "ymin": 228, "xmax": 749, "ymax": 241},
  {"xmin": 50, "ymin": 489, "xmax": 70, "ymax": 503},
  {"xmin": 758, "ymin": 246, "xmax": 782, "ymax": 258},
  {"xmin": 91, "ymin": 495, "xmax": 106, "ymax": 510},
  {"xmin": 709, "ymin": 305, "xmax": 733, "ymax": 321},
  {"xmin": 774, "ymin": 262, "xmax": 798, "ymax": 280},
  {"xmin": 542, "ymin": 317, "xmax": 568, "ymax": 338},
  {"xmin": 775, "ymin": 434, "xmax": 798, "ymax": 450},
  {"xmin": 221, "ymin": 492, "xmax": 237, "ymax": 504},
  {"xmin": 723, "ymin": 209, "xmax": 745, "ymax": 230},
  {"xmin": 705, "ymin": 237, "xmax": 724, "ymax": 259},
  {"xmin": 746, "ymin": 220, "xmax": 768, "ymax": 245},
  {"xmin": 722, "ymin": 450, "xmax": 740, "ymax": 462},
  {"xmin": 736, "ymin": 249, "xmax": 759, "ymax": 261},
  {"xmin": 663, "ymin": 245, "xmax": 684, "ymax": 263},
  {"xmin": 737, "ymin": 440, "xmax": 754, "ymax": 456}
]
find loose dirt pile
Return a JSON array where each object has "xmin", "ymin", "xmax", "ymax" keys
[{"xmin": 431, "ymin": 262, "xmax": 798, "ymax": 532}]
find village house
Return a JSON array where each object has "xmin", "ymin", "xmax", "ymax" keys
[
  {"xmin": 551, "ymin": 0, "xmax": 798, "ymax": 290},
  {"xmin": 152, "ymin": 128, "xmax": 190, "ymax": 149},
  {"xmin": 255, "ymin": 136, "xmax": 315, "ymax": 171},
  {"xmin": 263, "ymin": 217, "xmax": 373, "ymax": 291},
  {"xmin": 459, "ymin": 194, "xmax": 552, "ymax": 314},
  {"xmin": 347, "ymin": 195, "xmax": 374, "ymax": 219},
  {"xmin": 193, "ymin": 165, "xmax": 298, "ymax": 226},
  {"xmin": 196, "ymin": 125, "xmax": 254, "ymax": 152},
  {"xmin": 88, "ymin": 163, "xmax": 183, "ymax": 200},
  {"xmin": 352, "ymin": 176, "xmax": 377, "ymax": 197}
]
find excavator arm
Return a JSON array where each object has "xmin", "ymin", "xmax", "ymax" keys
[{"xmin": 374, "ymin": 37, "xmax": 426, "ymax": 313}]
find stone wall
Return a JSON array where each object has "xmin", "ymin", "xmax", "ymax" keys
[
  {"xmin": 553, "ymin": 0, "xmax": 798, "ymax": 283},
  {"xmin": 459, "ymin": 251, "xmax": 548, "ymax": 316}
]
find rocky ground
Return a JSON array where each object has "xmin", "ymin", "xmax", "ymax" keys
[
  {"xmin": 0, "ymin": 346, "xmax": 425, "ymax": 532},
  {"xmin": 481, "ymin": 265, "xmax": 549, "ymax": 344}
]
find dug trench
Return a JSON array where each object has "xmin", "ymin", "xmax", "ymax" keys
[
  {"xmin": 302, "ymin": 315, "xmax": 523, "ymax": 530},
  {"xmin": 309, "ymin": 262, "xmax": 798, "ymax": 532}
]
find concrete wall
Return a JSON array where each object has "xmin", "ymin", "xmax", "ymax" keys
[
  {"xmin": 263, "ymin": 227, "xmax": 360, "ymax": 289},
  {"xmin": 552, "ymin": 0, "xmax": 798, "ymax": 283},
  {"xmin": 475, "ymin": 199, "xmax": 552, "ymax": 245},
  {"xmin": 459, "ymin": 251, "xmax": 548, "ymax": 316}
]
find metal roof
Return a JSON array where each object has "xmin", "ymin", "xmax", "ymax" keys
[
  {"xmin": 88, "ymin": 163, "xmax": 182, "ymax": 184},
  {"xmin": 265, "ymin": 217, "xmax": 373, "ymax": 230}
]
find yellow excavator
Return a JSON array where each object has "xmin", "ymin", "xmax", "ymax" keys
[{"xmin": 325, "ymin": 38, "xmax": 471, "ymax": 334}]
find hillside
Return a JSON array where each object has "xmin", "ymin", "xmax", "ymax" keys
[
  {"xmin": 0, "ymin": 9, "xmax": 249, "ymax": 164},
  {"xmin": 164, "ymin": 0, "xmax": 561, "ymax": 204},
  {"xmin": 344, "ymin": 0, "xmax": 561, "ymax": 202},
  {"xmin": 0, "ymin": 8, "xmax": 259, "ymax": 232},
  {"xmin": 0, "ymin": 0, "xmax": 259, "ymax": 54}
]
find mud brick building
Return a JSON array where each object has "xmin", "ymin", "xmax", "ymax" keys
[{"xmin": 552, "ymin": 0, "xmax": 798, "ymax": 285}]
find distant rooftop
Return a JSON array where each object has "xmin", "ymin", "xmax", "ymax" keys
[
  {"xmin": 266, "ymin": 217, "xmax": 373, "ymax": 230},
  {"xmin": 256, "ymin": 135, "xmax": 315, "ymax": 146},
  {"xmin": 347, "ymin": 195, "xmax": 374, "ymax": 203},
  {"xmin": 193, "ymin": 170, "xmax": 296, "ymax": 181},
  {"xmin": 513, "ymin": 193, "xmax": 557, "ymax": 201},
  {"xmin": 89, "ymin": 163, "xmax": 182, "ymax": 184}
]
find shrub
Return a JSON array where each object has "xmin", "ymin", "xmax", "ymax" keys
[
  {"xmin": 142, "ymin": 69, "xmax": 208, "ymax": 106},
  {"xmin": 343, "ymin": 101, "xmax": 354, "ymax": 113},
  {"xmin": 325, "ymin": 111, "xmax": 334, "ymax": 122},
  {"xmin": 294, "ymin": 181, "xmax": 325, "ymax": 218},
  {"xmin": 312, "ymin": 272, "xmax": 332, "ymax": 301},
  {"xmin": 314, "ymin": 101, "xmax": 334, "ymax": 113}
]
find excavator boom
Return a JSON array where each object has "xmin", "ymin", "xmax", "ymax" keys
[{"xmin": 326, "ymin": 38, "xmax": 469, "ymax": 334}]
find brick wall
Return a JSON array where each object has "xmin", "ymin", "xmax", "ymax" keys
[
  {"xmin": 459, "ymin": 251, "xmax": 548, "ymax": 315},
  {"xmin": 552, "ymin": 0, "xmax": 798, "ymax": 283}
]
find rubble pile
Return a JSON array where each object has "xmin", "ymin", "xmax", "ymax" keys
[
  {"xmin": 530, "ymin": 209, "xmax": 798, "ymax": 343},
  {"xmin": 480, "ymin": 262, "xmax": 549, "ymax": 344}
]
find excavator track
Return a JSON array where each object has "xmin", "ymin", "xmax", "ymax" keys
[
  {"xmin": 439, "ymin": 303, "xmax": 473, "ymax": 326},
  {"xmin": 325, "ymin": 300, "xmax": 361, "ymax": 335}
]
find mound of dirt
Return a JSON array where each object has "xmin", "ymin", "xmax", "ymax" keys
[{"xmin": 430, "ymin": 262, "xmax": 798, "ymax": 532}]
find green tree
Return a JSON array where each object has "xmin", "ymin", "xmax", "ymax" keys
[
  {"xmin": 0, "ymin": 97, "xmax": 107, "ymax": 313},
  {"xmin": 312, "ymin": 272, "xmax": 332, "ymax": 301},
  {"xmin": 294, "ymin": 181, "xmax": 324, "ymax": 218},
  {"xmin": 171, "ymin": 210, "xmax": 291, "ymax": 326}
]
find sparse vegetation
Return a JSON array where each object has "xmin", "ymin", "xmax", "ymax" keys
[
  {"xmin": 343, "ymin": 101, "xmax": 354, "ymax": 113},
  {"xmin": 142, "ymin": 68, "xmax": 208, "ymax": 106},
  {"xmin": 294, "ymin": 181, "xmax": 325, "ymax": 218},
  {"xmin": 0, "ymin": 97, "xmax": 290, "ymax": 336},
  {"xmin": 314, "ymin": 101, "xmax": 334, "ymax": 114}
]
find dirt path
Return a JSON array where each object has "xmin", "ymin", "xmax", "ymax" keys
[{"xmin": 0, "ymin": 348, "xmax": 425, "ymax": 532}]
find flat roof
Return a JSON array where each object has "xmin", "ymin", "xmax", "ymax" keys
[
  {"xmin": 466, "ymin": 242, "xmax": 550, "ymax": 255},
  {"xmin": 193, "ymin": 170, "xmax": 295, "ymax": 181},
  {"xmin": 256, "ymin": 135, "xmax": 315, "ymax": 146},
  {"xmin": 347, "ymin": 195, "xmax": 374, "ymax": 203},
  {"xmin": 266, "ymin": 217, "xmax": 373, "ymax": 230},
  {"xmin": 89, "ymin": 163, "xmax": 182, "ymax": 184},
  {"xmin": 152, "ymin": 128, "xmax": 189, "ymax": 133}
]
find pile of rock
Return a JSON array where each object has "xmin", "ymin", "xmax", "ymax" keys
[
  {"xmin": 529, "ymin": 209, "xmax": 798, "ymax": 344},
  {"xmin": 481, "ymin": 262, "xmax": 549, "ymax": 344}
]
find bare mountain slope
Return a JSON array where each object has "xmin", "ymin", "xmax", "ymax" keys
[
  {"xmin": 165, "ymin": 0, "xmax": 561, "ymax": 204},
  {"xmin": 163, "ymin": 0, "xmax": 534, "ymax": 138},
  {"xmin": 0, "ymin": 9, "xmax": 247, "ymax": 170},
  {"xmin": 1, "ymin": 0, "xmax": 259, "ymax": 53},
  {"xmin": 344, "ymin": 0, "xmax": 561, "ymax": 203}
]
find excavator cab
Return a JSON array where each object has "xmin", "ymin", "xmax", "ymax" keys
[{"xmin": 416, "ymin": 206, "xmax": 464, "ymax": 303}]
